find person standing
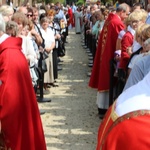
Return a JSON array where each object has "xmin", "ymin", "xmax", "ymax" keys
[
  {"xmin": 0, "ymin": 14, "xmax": 46, "ymax": 150},
  {"xmin": 74, "ymin": 7, "xmax": 82, "ymax": 34},
  {"xmin": 67, "ymin": 4, "xmax": 73, "ymax": 29},
  {"xmin": 39, "ymin": 15, "xmax": 55, "ymax": 90},
  {"xmin": 71, "ymin": 2, "xmax": 77, "ymax": 27},
  {"xmin": 89, "ymin": 3, "xmax": 130, "ymax": 118}
]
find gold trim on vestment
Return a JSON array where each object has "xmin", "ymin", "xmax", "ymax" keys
[
  {"xmin": 99, "ymin": 101, "xmax": 118, "ymax": 149},
  {"xmin": 111, "ymin": 101, "xmax": 119, "ymax": 122},
  {"xmin": 100, "ymin": 109, "xmax": 150, "ymax": 149},
  {"xmin": 100, "ymin": 20, "xmax": 109, "ymax": 62}
]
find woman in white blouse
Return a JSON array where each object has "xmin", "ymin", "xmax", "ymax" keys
[
  {"xmin": 12, "ymin": 12, "xmax": 37, "ymax": 65},
  {"xmin": 11, "ymin": 12, "xmax": 38, "ymax": 87},
  {"xmin": 39, "ymin": 15, "xmax": 55, "ymax": 90}
]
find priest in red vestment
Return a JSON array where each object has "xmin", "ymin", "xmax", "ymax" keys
[
  {"xmin": 89, "ymin": 3, "xmax": 130, "ymax": 116},
  {"xmin": 96, "ymin": 70, "xmax": 150, "ymax": 150},
  {"xmin": 67, "ymin": 5, "xmax": 73, "ymax": 28},
  {"xmin": 0, "ymin": 15, "xmax": 46, "ymax": 150}
]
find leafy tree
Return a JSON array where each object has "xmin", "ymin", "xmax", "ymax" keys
[{"xmin": 76, "ymin": 0, "xmax": 85, "ymax": 6}]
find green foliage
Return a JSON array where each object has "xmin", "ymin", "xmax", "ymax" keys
[
  {"xmin": 101, "ymin": 0, "xmax": 114, "ymax": 4},
  {"xmin": 42, "ymin": 0, "xmax": 65, "ymax": 4},
  {"xmin": 76, "ymin": 0, "xmax": 85, "ymax": 6}
]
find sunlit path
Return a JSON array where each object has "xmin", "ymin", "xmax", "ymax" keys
[{"xmin": 39, "ymin": 28, "xmax": 100, "ymax": 150}]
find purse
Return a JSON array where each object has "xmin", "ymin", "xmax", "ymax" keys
[
  {"xmin": 57, "ymin": 39, "xmax": 65, "ymax": 57},
  {"xmin": 41, "ymin": 60, "xmax": 47, "ymax": 73},
  {"xmin": 42, "ymin": 50, "xmax": 49, "ymax": 60},
  {"xmin": 38, "ymin": 52, "xmax": 48, "ymax": 73}
]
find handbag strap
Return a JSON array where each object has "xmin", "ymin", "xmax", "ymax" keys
[{"xmin": 34, "ymin": 23, "xmax": 45, "ymax": 49}]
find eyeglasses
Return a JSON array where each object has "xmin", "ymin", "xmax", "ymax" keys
[{"xmin": 27, "ymin": 14, "xmax": 33, "ymax": 17}]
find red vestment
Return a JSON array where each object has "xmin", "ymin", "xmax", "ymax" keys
[
  {"xmin": 68, "ymin": 8, "xmax": 73, "ymax": 26},
  {"xmin": 97, "ymin": 108, "xmax": 150, "ymax": 150},
  {"xmin": 119, "ymin": 31, "xmax": 133, "ymax": 70},
  {"xmin": 0, "ymin": 37, "xmax": 47, "ymax": 150},
  {"xmin": 96, "ymin": 104, "xmax": 114, "ymax": 150},
  {"xmin": 89, "ymin": 13, "xmax": 124, "ymax": 91}
]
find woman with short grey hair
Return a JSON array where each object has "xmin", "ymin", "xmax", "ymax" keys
[{"xmin": 0, "ymin": 5, "xmax": 14, "ymax": 22}]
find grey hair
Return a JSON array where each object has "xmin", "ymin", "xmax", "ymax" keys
[
  {"xmin": 0, "ymin": 13, "xmax": 6, "ymax": 32},
  {"xmin": 6, "ymin": 21, "xmax": 18, "ymax": 36},
  {"xmin": 116, "ymin": 3, "xmax": 130, "ymax": 13},
  {"xmin": 0, "ymin": 5, "xmax": 14, "ymax": 17},
  {"xmin": 144, "ymin": 38, "xmax": 150, "ymax": 46}
]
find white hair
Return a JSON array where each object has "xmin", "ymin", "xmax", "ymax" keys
[
  {"xmin": 0, "ymin": 13, "xmax": 6, "ymax": 32},
  {"xmin": 144, "ymin": 38, "xmax": 150, "ymax": 46},
  {"xmin": 0, "ymin": 5, "xmax": 14, "ymax": 17}
]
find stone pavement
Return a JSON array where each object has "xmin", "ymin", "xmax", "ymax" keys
[{"xmin": 38, "ymin": 28, "xmax": 101, "ymax": 150}]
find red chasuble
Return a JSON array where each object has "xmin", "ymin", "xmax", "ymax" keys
[
  {"xmin": 89, "ymin": 13, "xmax": 124, "ymax": 91},
  {"xmin": 68, "ymin": 8, "xmax": 73, "ymax": 26},
  {"xmin": 96, "ymin": 103, "xmax": 150, "ymax": 150},
  {"xmin": 0, "ymin": 37, "xmax": 47, "ymax": 150},
  {"xmin": 96, "ymin": 104, "xmax": 114, "ymax": 150}
]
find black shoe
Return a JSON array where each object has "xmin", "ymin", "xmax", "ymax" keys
[
  {"xmin": 99, "ymin": 114, "xmax": 105, "ymax": 119},
  {"xmin": 83, "ymin": 45, "xmax": 87, "ymax": 48},
  {"xmin": 57, "ymin": 66, "xmax": 62, "ymax": 71},
  {"xmin": 40, "ymin": 110, "xmax": 45, "ymax": 115},
  {"xmin": 98, "ymin": 108, "xmax": 107, "ymax": 119},
  {"xmin": 76, "ymin": 32, "xmax": 81, "ymax": 34},
  {"xmin": 58, "ymin": 59, "xmax": 64, "ymax": 63},
  {"xmin": 87, "ymin": 72, "xmax": 91, "ymax": 77},
  {"xmin": 47, "ymin": 84, "xmax": 51, "ymax": 88},
  {"xmin": 49, "ymin": 83, "xmax": 59, "ymax": 87},
  {"xmin": 88, "ymin": 63, "xmax": 93, "ymax": 67},
  {"xmin": 89, "ymin": 56, "xmax": 93, "ymax": 60},
  {"xmin": 88, "ymin": 53, "xmax": 93, "ymax": 56},
  {"xmin": 89, "ymin": 60, "xmax": 93, "ymax": 64},
  {"xmin": 37, "ymin": 97, "xmax": 51, "ymax": 103}
]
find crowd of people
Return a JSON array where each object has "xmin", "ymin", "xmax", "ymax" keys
[
  {"xmin": 1, "ymin": 0, "xmax": 150, "ymax": 149},
  {"xmin": 0, "ymin": 2, "xmax": 78, "ymax": 149},
  {"xmin": 77, "ymin": 0, "xmax": 150, "ymax": 149}
]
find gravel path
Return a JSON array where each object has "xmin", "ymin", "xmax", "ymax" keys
[{"xmin": 38, "ymin": 29, "xmax": 101, "ymax": 150}]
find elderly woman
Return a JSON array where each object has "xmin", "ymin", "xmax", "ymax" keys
[
  {"xmin": 47, "ymin": 9, "xmax": 61, "ymax": 84},
  {"xmin": 117, "ymin": 9, "xmax": 147, "ymax": 94},
  {"xmin": 12, "ymin": 12, "xmax": 38, "ymax": 67},
  {"xmin": 0, "ymin": 14, "xmax": 46, "ymax": 150},
  {"xmin": 39, "ymin": 14, "xmax": 55, "ymax": 90},
  {"xmin": 124, "ymin": 25, "xmax": 150, "ymax": 91},
  {"xmin": 0, "ymin": 5, "xmax": 14, "ymax": 22},
  {"xmin": 11, "ymin": 12, "xmax": 39, "ymax": 88},
  {"xmin": 6, "ymin": 20, "xmax": 18, "ymax": 36}
]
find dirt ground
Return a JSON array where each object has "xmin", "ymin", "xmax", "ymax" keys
[{"xmin": 38, "ymin": 29, "xmax": 101, "ymax": 150}]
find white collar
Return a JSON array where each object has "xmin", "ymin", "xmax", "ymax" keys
[
  {"xmin": 127, "ymin": 25, "xmax": 135, "ymax": 36},
  {"xmin": 0, "ymin": 34, "xmax": 9, "ymax": 44}
]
